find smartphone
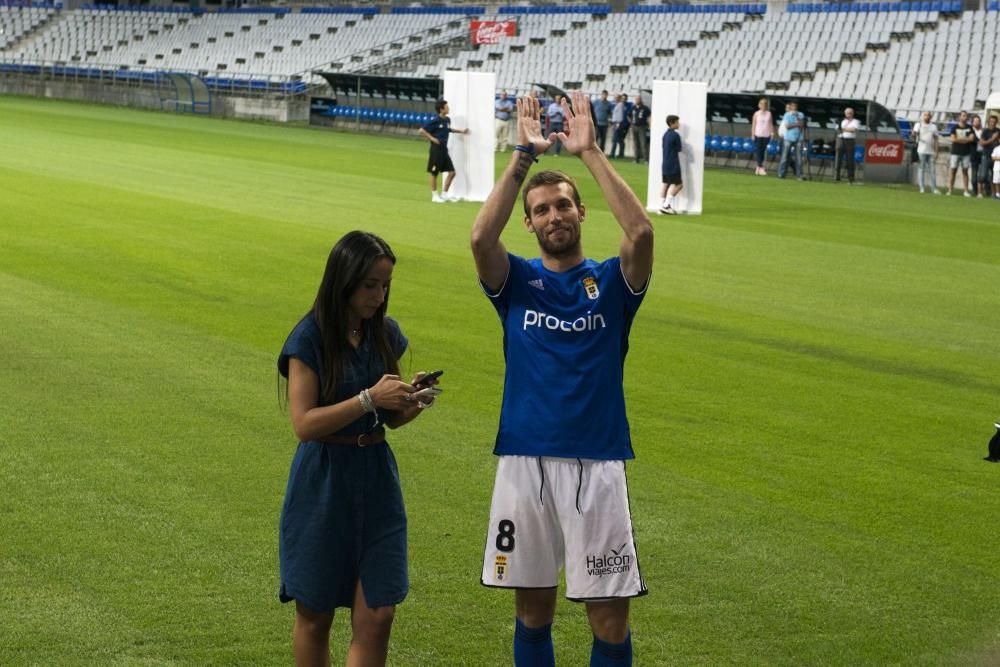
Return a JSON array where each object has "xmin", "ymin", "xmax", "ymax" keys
[{"xmin": 414, "ymin": 370, "xmax": 444, "ymax": 387}]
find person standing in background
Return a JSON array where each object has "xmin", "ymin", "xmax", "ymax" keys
[
  {"xmin": 991, "ymin": 140, "xmax": 1000, "ymax": 199},
  {"xmin": 546, "ymin": 94, "xmax": 566, "ymax": 156},
  {"xmin": 835, "ymin": 107, "xmax": 861, "ymax": 185},
  {"xmin": 495, "ymin": 90, "xmax": 515, "ymax": 152},
  {"xmin": 911, "ymin": 111, "xmax": 940, "ymax": 194},
  {"xmin": 419, "ymin": 99, "xmax": 470, "ymax": 203},
  {"xmin": 592, "ymin": 90, "xmax": 613, "ymax": 154},
  {"xmin": 750, "ymin": 97, "xmax": 773, "ymax": 176},
  {"xmin": 947, "ymin": 110, "xmax": 974, "ymax": 196},
  {"xmin": 778, "ymin": 101, "xmax": 805, "ymax": 180},
  {"xmin": 658, "ymin": 114, "xmax": 684, "ymax": 215},
  {"xmin": 629, "ymin": 94, "xmax": 651, "ymax": 164},
  {"xmin": 970, "ymin": 115, "xmax": 984, "ymax": 197},
  {"xmin": 975, "ymin": 115, "xmax": 998, "ymax": 198},
  {"xmin": 610, "ymin": 93, "xmax": 627, "ymax": 159}
]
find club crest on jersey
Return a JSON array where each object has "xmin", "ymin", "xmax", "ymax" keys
[
  {"xmin": 495, "ymin": 555, "xmax": 508, "ymax": 581},
  {"xmin": 582, "ymin": 276, "xmax": 599, "ymax": 300}
]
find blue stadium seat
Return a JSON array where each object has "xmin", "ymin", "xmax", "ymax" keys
[
  {"xmin": 709, "ymin": 135, "xmax": 722, "ymax": 152},
  {"xmin": 720, "ymin": 136, "xmax": 733, "ymax": 152},
  {"xmin": 854, "ymin": 146, "xmax": 864, "ymax": 163}
]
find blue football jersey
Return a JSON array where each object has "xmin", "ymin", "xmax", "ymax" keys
[{"xmin": 482, "ymin": 253, "xmax": 648, "ymax": 460}]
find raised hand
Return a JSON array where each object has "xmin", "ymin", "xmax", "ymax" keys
[
  {"xmin": 516, "ymin": 95, "xmax": 553, "ymax": 156},
  {"xmin": 553, "ymin": 90, "xmax": 598, "ymax": 156}
]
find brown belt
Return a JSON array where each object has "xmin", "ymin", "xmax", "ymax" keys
[{"xmin": 318, "ymin": 428, "xmax": 385, "ymax": 447}]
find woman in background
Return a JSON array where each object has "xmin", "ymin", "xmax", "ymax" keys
[{"xmin": 750, "ymin": 97, "xmax": 774, "ymax": 176}]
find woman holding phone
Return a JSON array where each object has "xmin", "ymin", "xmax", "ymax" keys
[{"xmin": 277, "ymin": 230, "xmax": 440, "ymax": 666}]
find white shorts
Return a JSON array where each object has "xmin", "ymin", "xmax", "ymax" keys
[
  {"xmin": 481, "ymin": 456, "xmax": 647, "ymax": 601},
  {"xmin": 993, "ymin": 161, "xmax": 1000, "ymax": 184}
]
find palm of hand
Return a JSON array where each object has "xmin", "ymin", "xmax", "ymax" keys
[
  {"xmin": 519, "ymin": 116, "xmax": 551, "ymax": 155},
  {"xmin": 560, "ymin": 116, "xmax": 596, "ymax": 155}
]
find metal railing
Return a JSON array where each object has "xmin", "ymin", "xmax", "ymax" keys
[{"xmin": 0, "ymin": 57, "xmax": 312, "ymax": 96}]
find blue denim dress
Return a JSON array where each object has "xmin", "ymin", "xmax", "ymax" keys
[{"xmin": 277, "ymin": 314, "xmax": 408, "ymax": 612}]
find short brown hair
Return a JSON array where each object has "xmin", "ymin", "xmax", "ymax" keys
[{"xmin": 522, "ymin": 170, "xmax": 582, "ymax": 217}]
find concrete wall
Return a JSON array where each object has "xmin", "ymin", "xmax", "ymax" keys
[{"xmin": 0, "ymin": 74, "xmax": 309, "ymax": 123}]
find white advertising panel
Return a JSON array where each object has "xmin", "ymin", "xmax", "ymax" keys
[
  {"xmin": 443, "ymin": 71, "xmax": 496, "ymax": 202},
  {"xmin": 647, "ymin": 80, "xmax": 707, "ymax": 215}
]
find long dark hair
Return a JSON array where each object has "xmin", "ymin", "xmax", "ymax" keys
[{"xmin": 313, "ymin": 231, "xmax": 399, "ymax": 403}]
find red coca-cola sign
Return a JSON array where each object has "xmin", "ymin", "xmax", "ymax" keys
[
  {"xmin": 471, "ymin": 20, "xmax": 517, "ymax": 45},
  {"xmin": 864, "ymin": 139, "xmax": 904, "ymax": 164}
]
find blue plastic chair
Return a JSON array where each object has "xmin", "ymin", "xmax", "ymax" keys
[{"xmin": 854, "ymin": 146, "xmax": 864, "ymax": 163}]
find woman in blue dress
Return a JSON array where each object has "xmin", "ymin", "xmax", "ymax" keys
[{"xmin": 278, "ymin": 230, "xmax": 439, "ymax": 666}]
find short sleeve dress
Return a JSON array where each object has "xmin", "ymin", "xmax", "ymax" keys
[{"xmin": 277, "ymin": 313, "xmax": 409, "ymax": 612}]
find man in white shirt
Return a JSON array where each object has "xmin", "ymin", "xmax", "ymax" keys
[
  {"xmin": 609, "ymin": 94, "xmax": 627, "ymax": 159},
  {"xmin": 835, "ymin": 107, "xmax": 861, "ymax": 184},
  {"xmin": 911, "ymin": 111, "xmax": 940, "ymax": 194}
]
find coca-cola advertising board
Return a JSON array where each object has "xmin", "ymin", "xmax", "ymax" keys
[
  {"xmin": 471, "ymin": 20, "xmax": 517, "ymax": 45},
  {"xmin": 864, "ymin": 139, "xmax": 904, "ymax": 164}
]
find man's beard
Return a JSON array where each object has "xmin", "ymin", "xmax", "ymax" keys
[{"xmin": 536, "ymin": 225, "xmax": 581, "ymax": 258}]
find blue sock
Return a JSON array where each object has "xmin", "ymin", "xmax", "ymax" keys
[
  {"xmin": 590, "ymin": 632, "xmax": 632, "ymax": 667},
  {"xmin": 514, "ymin": 618, "xmax": 554, "ymax": 667}
]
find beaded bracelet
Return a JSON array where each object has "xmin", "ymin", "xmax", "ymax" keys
[{"xmin": 358, "ymin": 388, "xmax": 376, "ymax": 413}]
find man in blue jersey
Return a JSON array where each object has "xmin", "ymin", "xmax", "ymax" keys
[{"xmin": 471, "ymin": 91, "xmax": 653, "ymax": 667}]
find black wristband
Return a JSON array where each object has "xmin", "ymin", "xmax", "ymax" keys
[{"xmin": 514, "ymin": 144, "xmax": 538, "ymax": 163}]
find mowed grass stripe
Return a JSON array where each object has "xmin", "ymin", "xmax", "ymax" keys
[{"xmin": 2, "ymin": 96, "xmax": 999, "ymax": 665}]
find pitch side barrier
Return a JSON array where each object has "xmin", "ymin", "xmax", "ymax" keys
[{"xmin": 0, "ymin": 60, "xmax": 308, "ymax": 96}]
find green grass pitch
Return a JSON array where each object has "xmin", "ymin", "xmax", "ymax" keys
[{"xmin": 1, "ymin": 95, "xmax": 999, "ymax": 666}]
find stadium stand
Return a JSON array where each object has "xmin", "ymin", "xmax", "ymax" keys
[
  {"xmin": 1, "ymin": 2, "xmax": 998, "ymax": 120},
  {"xmin": 0, "ymin": 4, "xmax": 60, "ymax": 51}
]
